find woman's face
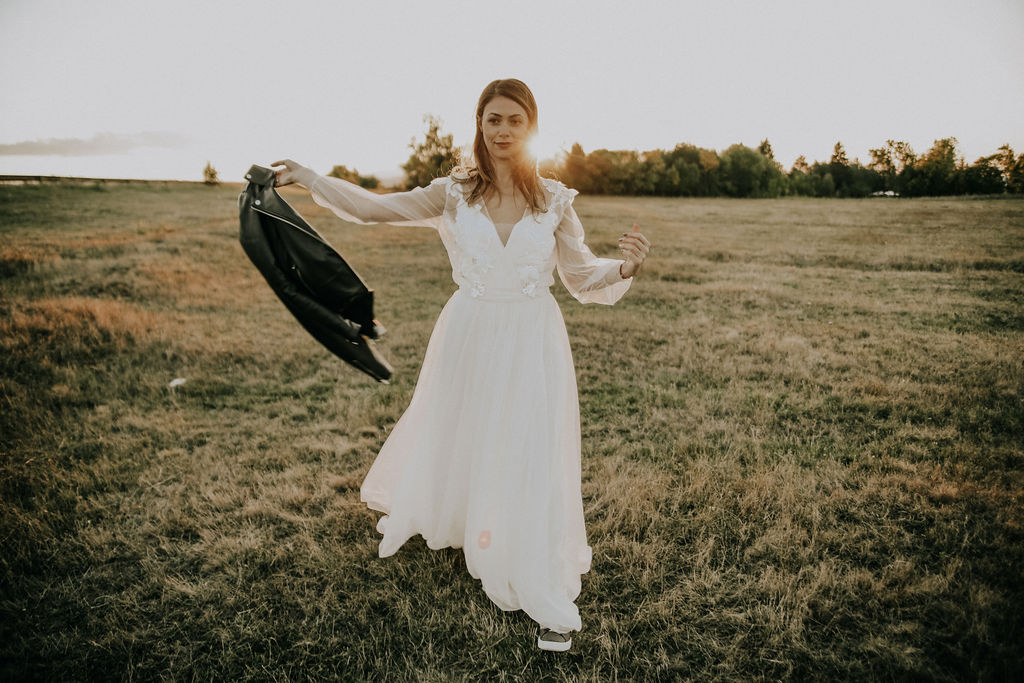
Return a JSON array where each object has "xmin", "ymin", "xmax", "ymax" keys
[{"xmin": 479, "ymin": 96, "xmax": 532, "ymax": 164}]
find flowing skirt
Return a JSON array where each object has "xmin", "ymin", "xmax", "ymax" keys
[{"xmin": 360, "ymin": 287, "xmax": 591, "ymax": 633}]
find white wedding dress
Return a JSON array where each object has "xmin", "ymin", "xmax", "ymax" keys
[{"xmin": 300, "ymin": 170, "xmax": 632, "ymax": 633}]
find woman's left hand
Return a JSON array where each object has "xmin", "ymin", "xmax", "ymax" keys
[
  {"xmin": 270, "ymin": 159, "xmax": 316, "ymax": 188},
  {"xmin": 618, "ymin": 224, "xmax": 651, "ymax": 278}
]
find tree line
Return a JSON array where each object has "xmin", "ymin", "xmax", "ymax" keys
[
  {"xmin": 384, "ymin": 115, "xmax": 1024, "ymax": 197},
  {"xmin": 547, "ymin": 138, "xmax": 1023, "ymax": 198}
]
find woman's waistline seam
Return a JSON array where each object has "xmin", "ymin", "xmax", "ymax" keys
[{"xmin": 454, "ymin": 287, "xmax": 554, "ymax": 303}]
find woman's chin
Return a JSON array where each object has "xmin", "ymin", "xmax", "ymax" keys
[
  {"xmin": 491, "ymin": 150, "xmax": 524, "ymax": 164},
  {"xmin": 489, "ymin": 144, "xmax": 519, "ymax": 158}
]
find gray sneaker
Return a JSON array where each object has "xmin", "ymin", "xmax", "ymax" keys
[{"xmin": 536, "ymin": 626, "xmax": 572, "ymax": 652}]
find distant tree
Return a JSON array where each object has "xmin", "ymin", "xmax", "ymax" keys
[
  {"xmin": 788, "ymin": 171, "xmax": 814, "ymax": 196},
  {"xmin": 995, "ymin": 144, "xmax": 1016, "ymax": 187},
  {"xmin": 402, "ymin": 114, "xmax": 457, "ymax": 189},
  {"xmin": 672, "ymin": 155, "xmax": 700, "ymax": 196},
  {"xmin": 719, "ymin": 144, "xmax": 785, "ymax": 197},
  {"xmin": 584, "ymin": 149, "xmax": 615, "ymax": 194},
  {"xmin": 639, "ymin": 149, "xmax": 667, "ymax": 195},
  {"xmin": 329, "ymin": 165, "xmax": 359, "ymax": 183},
  {"xmin": 868, "ymin": 145, "xmax": 895, "ymax": 191},
  {"xmin": 616, "ymin": 150, "xmax": 646, "ymax": 195},
  {"xmin": 825, "ymin": 142, "xmax": 850, "ymax": 194},
  {"xmin": 876, "ymin": 140, "xmax": 916, "ymax": 196},
  {"xmin": 996, "ymin": 144, "xmax": 1024, "ymax": 193},
  {"xmin": 788, "ymin": 155, "xmax": 814, "ymax": 196},
  {"xmin": 887, "ymin": 140, "xmax": 916, "ymax": 173},
  {"xmin": 657, "ymin": 161, "xmax": 682, "ymax": 196},
  {"xmin": 696, "ymin": 147, "xmax": 721, "ymax": 196},
  {"xmin": 830, "ymin": 142, "xmax": 849, "ymax": 167},
  {"xmin": 820, "ymin": 172, "xmax": 836, "ymax": 197},
  {"xmin": 562, "ymin": 142, "xmax": 592, "ymax": 193},
  {"xmin": 868, "ymin": 146, "xmax": 901, "ymax": 192},
  {"xmin": 661, "ymin": 143, "xmax": 704, "ymax": 196},
  {"xmin": 328, "ymin": 164, "xmax": 380, "ymax": 189},
  {"xmin": 868, "ymin": 146, "xmax": 893, "ymax": 173},
  {"xmin": 203, "ymin": 161, "xmax": 219, "ymax": 185},
  {"xmin": 961, "ymin": 155, "xmax": 1006, "ymax": 194},
  {"xmin": 758, "ymin": 138, "xmax": 787, "ymax": 193},
  {"xmin": 1010, "ymin": 155, "xmax": 1024, "ymax": 194},
  {"xmin": 587, "ymin": 149, "xmax": 641, "ymax": 195},
  {"xmin": 918, "ymin": 137, "xmax": 960, "ymax": 195},
  {"xmin": 847, "ymin": 162, "xmax": 881, "ymax": 197}
]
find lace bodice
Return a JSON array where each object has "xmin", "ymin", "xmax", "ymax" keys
[{"xmin": 301, "ymin": 171, "xmax": 632, "ymax": 305}]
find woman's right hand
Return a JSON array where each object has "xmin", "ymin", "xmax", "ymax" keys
[{"xmin": 270, "ymin": 159, "xmax": 313, "ymax": 188}]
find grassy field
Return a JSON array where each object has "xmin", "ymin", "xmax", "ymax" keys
[{"xmin": 1, "ymin": 181, "xmax": 1022, "ymax": 681}]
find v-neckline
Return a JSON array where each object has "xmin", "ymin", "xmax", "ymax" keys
[{"xmin": 481, "ymin": 203, "xmax": 528, "ymax": 250}]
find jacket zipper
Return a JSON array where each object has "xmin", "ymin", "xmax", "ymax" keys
[{"xmin": 250, "ymin": 204, "xmax": 326, "ymax": 245}]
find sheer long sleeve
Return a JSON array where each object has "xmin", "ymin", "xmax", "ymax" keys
[
  {"xmin": 554, "ymin": 196, "xmax": 632, "ymax": 305},
  {"xmin": 296, "ymin": 168, "xmax": 447, "ymax": 229}
]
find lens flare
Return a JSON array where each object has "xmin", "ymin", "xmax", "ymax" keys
[
  {"xmin": 525, "ymin": 135, "xmax": 542, "ymax": 161},
  {"xmin": 526, "ymin": 134, "xmax": 566, "ymax": 166},
  {"xmin": 478, "ymin": 530, "xmax": 491, "ymax": 549}
]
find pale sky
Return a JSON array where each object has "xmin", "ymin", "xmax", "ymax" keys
[{"xmin": 2, "ymin": 0, "xmax": 1022, "ymax": 182}]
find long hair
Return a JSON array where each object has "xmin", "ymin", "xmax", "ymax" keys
[{"xmin": 453, "ymin": 79, "xmax": 548, "ymax": 214}]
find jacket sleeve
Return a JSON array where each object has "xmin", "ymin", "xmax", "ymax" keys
[
  {"xmin": 294, "ymin": 168, "xmax": 446, "ymax": 229},
  {"xmin": 554, "ymin": 190, "xmax": 632, "ymax": 305}
]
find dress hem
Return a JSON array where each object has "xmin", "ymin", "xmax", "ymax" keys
[{"xmin": 359, "ymin": 490, "xmax": 589, "ymax": 633}]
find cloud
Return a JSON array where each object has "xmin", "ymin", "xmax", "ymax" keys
[{"xmin": 0, "ymin": 131, "xmax": 188, "ymax": 156}]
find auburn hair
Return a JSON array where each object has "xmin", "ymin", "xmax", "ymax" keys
[{"xmin": 453, "ymin": 78, "xmax": 548, "ymax": 214}]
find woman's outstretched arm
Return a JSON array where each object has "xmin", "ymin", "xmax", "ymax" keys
[
  {"xmin": 272, "ymin": 159, "xmax": 446, "ymax": 229},
  {"xmin": 555, "ymin": 199, "xmax": 650, "ymax": 305}
]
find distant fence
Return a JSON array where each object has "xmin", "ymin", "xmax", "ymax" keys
[{"xmin": 0, "ymin": 175, "xmax": 211, "ymax": 186}]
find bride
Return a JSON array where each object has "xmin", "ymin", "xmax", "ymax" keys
[{"xmin": 272, "ymin": 78, "xmax": 650, "ymax": 652}]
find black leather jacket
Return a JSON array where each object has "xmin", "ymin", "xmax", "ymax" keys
[{"xmin": 238, "ymin": 164, "xmax": 392, "ymax": 383}]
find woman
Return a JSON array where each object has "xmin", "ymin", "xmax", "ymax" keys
[{"xmin": 272, "ymin": 78, "xmax": 650, "ymax": 652}]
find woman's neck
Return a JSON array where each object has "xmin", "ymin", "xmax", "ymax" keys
[{"xmin": 491, "ymin": 158, "xmax": 516, "ymax": 194}]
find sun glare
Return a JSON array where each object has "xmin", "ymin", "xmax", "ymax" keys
[{"xmin": 526, "ymin": 134, "xmax": 562, "ymax": 164}]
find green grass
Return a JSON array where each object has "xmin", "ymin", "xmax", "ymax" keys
[{"xmin": 1, "ymin": 183, "xmax": 1022, "ymax": 681}]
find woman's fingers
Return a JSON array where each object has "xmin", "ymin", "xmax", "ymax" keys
[
  {"xmin": 270, "ymin": 160, "xmax": 298, "ymax": 186},
  {"xmin": 618, "ymin": 225, "xmax": 650, "ymax": 271},
  {"xmin": 620, "ymin": 244, "xmax": 643, "ymax": 260},
  {"xmin": 619, "ymin": 236, "xmax": 649, "ymax": 255},
  {"xmin": 619, "ymin": 237, "xmax": 649, "ymax": 266},
  {"xmin": 619, "ymin": 232, "xmax": 651, "ymax": 248}
]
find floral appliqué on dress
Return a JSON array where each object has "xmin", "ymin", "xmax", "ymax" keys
[{"xmin": 447, "ymin": 181, "xmax": 497, "ymax": 298}]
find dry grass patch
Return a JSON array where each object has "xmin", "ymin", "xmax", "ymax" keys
[
  {"xmin": 1, "ymin": 296, "xmax": 162, "ymax": 346},
  {"xmin": 135, "ymin": 259, "xmax": 259, "ymax": 307}
]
